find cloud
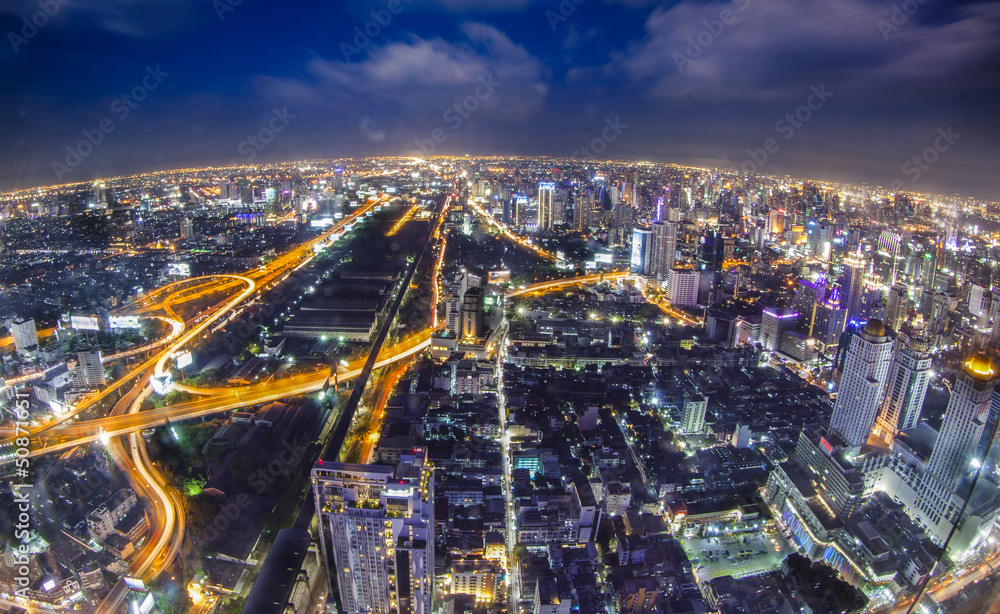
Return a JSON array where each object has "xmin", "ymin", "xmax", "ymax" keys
[
  {"xmin": 0, "ymin": 0, "xmax": 206, "ymax": 38},
  {"xmin": 598, "ymin": 0, "xmax": 1000, "ymax": 105},
  {"xmin": 252, "ymin": 22, "xmax": 548, "ymax": 124}
]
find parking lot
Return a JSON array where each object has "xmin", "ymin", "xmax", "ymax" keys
[{"xmin": 682, "ymin": 531, "xmax": 793, "ymax": 582}]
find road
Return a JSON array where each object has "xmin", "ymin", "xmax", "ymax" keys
[
  {"xmin": 22, "ymin": 271, "xmax": 638, "ymax": 455},
  {"xmin": 465, "ymin": 198, "xmax": 560, "ymax": 262}
]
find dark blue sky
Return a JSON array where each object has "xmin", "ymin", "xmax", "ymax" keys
[{"xmin": 1, "ymin": 0, "xmax": 999, "ymax": 197}]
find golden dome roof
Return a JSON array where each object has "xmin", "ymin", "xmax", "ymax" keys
[
  {"xmin": 862, "ymin": 318, "xmax": 887, "ymax": 337},
  {"xmin": 964, "ymin": 354, "xmax": 996, "ymax": 380}
]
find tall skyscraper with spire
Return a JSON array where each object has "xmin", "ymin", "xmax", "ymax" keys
[{"xmin": 829, "ymin": 319, "xmax": 894, "ymax": 449}]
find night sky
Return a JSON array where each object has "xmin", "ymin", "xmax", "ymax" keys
[{"xmin": 2, "ymin": 0, "xmax": 999, "ymax": 197}]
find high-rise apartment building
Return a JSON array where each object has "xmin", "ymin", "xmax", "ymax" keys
[
  {"xmin": 74, "ymin": 349, "xmax": 106, "ymax": 388},
  {"xmin": 9, "ymin": 318, "xmax": 38, "ymax": 355},
  {"xmin": 829, "ymin": 319, "xmax": 894, "ymax": 450},
  {"xmin": 680, "ymin": 389, "xmax": 708, "ymax": 435},
  {"xmin": 927, "ymin": 356, "xmax": 998, "ymax": 490},
  {"xmin": 840, "ymin": 254, "xmax": 867, "ymax": 323},
  {"xmin": 884, "ymin": 283, "xmax": 909, "ymax": 332},
  {"xmin": 537, "ymin": 182, "xmax": 555, "ymax": 231},
  {"xmin": 872, "ymin": 326, "xmax": 932, "ymax": 442},
  {"xmin": 313, "ymin": 449, "xmax": 434, "ymax": 614},
  {"xmin": 665, "ymin": 268, "xmax": 699, "ymax": 307}
]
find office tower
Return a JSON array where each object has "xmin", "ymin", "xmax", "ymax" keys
[
  {"xmin": 630, "ymin": 227, "xmax": 653, "ymax": 276},
  {"xmin": 665, "ymin": 268, "xmax": 699, "ymax": 307},
  {"xmin": 9, "ymin": 318, "xmax": 38, "ymax": 355},
  {"xmin": 877, "ymin": 230, "xmax": 902, "ymax": 285},
  {"xmin": 552, "ymin": 189, "xmax": 567, "ymax": 226},
  {"xmin": 872, "ymin": 327, "xmax": 932, "ymax": 442},
  {"xmin": 180, "ymin": 218, "xmax": 193, "ymax": 240},
  {"xmin": 313, "ymin": 449, "xmax": 434, "ymax": 614},
  {"xmin": 829, "ymin": 319, "xmax": 894, "ymax": 449},
  {"xmin": 812, "ymin": 288, "xmax": 847, "ymax": 350},
  {"xmin": 680, "ymin": 389, "xmax": 708, "ymax": 435},
  {"xmin": 537, "ymin": 182, "xmax": 555, "ymax": 231},
  {"xmin": 760, "ymin": 308, "xmax": 798, "ymax": 352},
  {"xmin": 696, "ymin": 230, "xmax": 725, "ymax": 303},
  {"xmin": 74, "ymin": 349, "xmax": 106, "ymax": 388},
  {"xmin": 885, "ymin": 283, "xmax": 909, "ymax": 331},
  {"xmin": 969, "ymin": 284, "xmax": 989, "ymax": 317},
  {"xmin": 612, "ymin": 201, "xmax": 634, "ymax": 247},
  {"xmin": 461, "ymin": 287, "xmax": 484, "ymax": 340},
  {"xmin": 840, "ymin": 253, "xmax": 867, "ymax": 323},
  {"xmin": 768, "ymin": 209, "xmax": 785, "ymax": 235},
  {"xmin": 651, "ymin": 222, "xmax": 669, "ymax": 279},
  {"xmin": 447, "ymin": 273, "xmax": 469, "ymax": 337},
  {"xmin": 791, "ymin": 279, "xmax": 826, "ymax": 337},
  {"xmin": 927, "ymin": 355, "xmax": 999, "ymax": 490},
  {"xmin": 574, "ymin": 190, "xmax": 598, "ymax": 231},
  {"xmin": 513, "ymin": 194, "xmax": 528, "ymax": 228}
]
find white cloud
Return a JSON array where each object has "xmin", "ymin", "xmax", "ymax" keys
[
  {"xmin": 599, "ymin": 0, "xmax": 1000, "ymax": 104},
  {"xmin": 253, "ymin": 23, "xmax": 548, "ymax": 124}
]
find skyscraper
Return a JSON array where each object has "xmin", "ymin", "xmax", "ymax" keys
[
  {"xmin": 840, "ymin": 253, "xmax": 866, "ymax": 323},
  {"xmin": 313, "ymin": 449, "xmax": 434, "ymax": 614},
  {"xmin": 884, "ymin": 283, "xmax": 909, "ymax": 331},
  {"xmin": 74, "ymin": 349, "xmax": 106, "ymax": 388},
  {"xmin": 9, "ymin": 318, "xmax": 38, "ymax": 356},
  {"xmin": 760, "ymin": 308, "xmax": 798, "ymax": 352},
  {"xmin": 927, "ymin": 355, "xmax": 998, "ymax": 490},
  {"xmin": 812, "ymin": 287, "xmax": 848, "ymax": 351},
  {"xmin": 651, "ymin": 222, "xmax": 669, "ymax": 279},
  {"xmin": 631, "ymin": 227, "xmax": 653, "ymax": 276},
  {"xmin": 872, "ymin": 326, "xmax": 932, "ymax": 442},
  {"xmin": 829, "ymin": 319, "xmax": 894, "ymax": 449},
  {"xmin": 791, "ymin": 279, "xmax": 826, "ymax": 337},
  {"xmin": 537, "ymin": 182, "xmax": 555, "ymax": 231}
]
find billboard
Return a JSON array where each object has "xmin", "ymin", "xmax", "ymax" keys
[
  {"xmin": 167, "ymin": 263, "xmax": 191, "ymax": 277},
  {"xmin": 489, "ymin": 270, "xmax": 510, "ymax": 283},
  {"xmin": 175, "ymin": 351, "xmax": 193, "ymax": 369},
  {"xmin": 70, "ymin": 315, "xmax": 100, "ymax": 331},
  {"xmin": 151, "ymin": 374, "xmax": 173, "ymax": 395},
  {"xmin": 109, "ymin": 316, "xmax": 140, "ymax": 329},
  {"xmin": 123, "ymin": 577, "xmax": 147, "ymax": 591}
]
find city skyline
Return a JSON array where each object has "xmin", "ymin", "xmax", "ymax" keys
[{"xmin": 1, "ymin": 0, "xmax": 1000, "ymax": 197}]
